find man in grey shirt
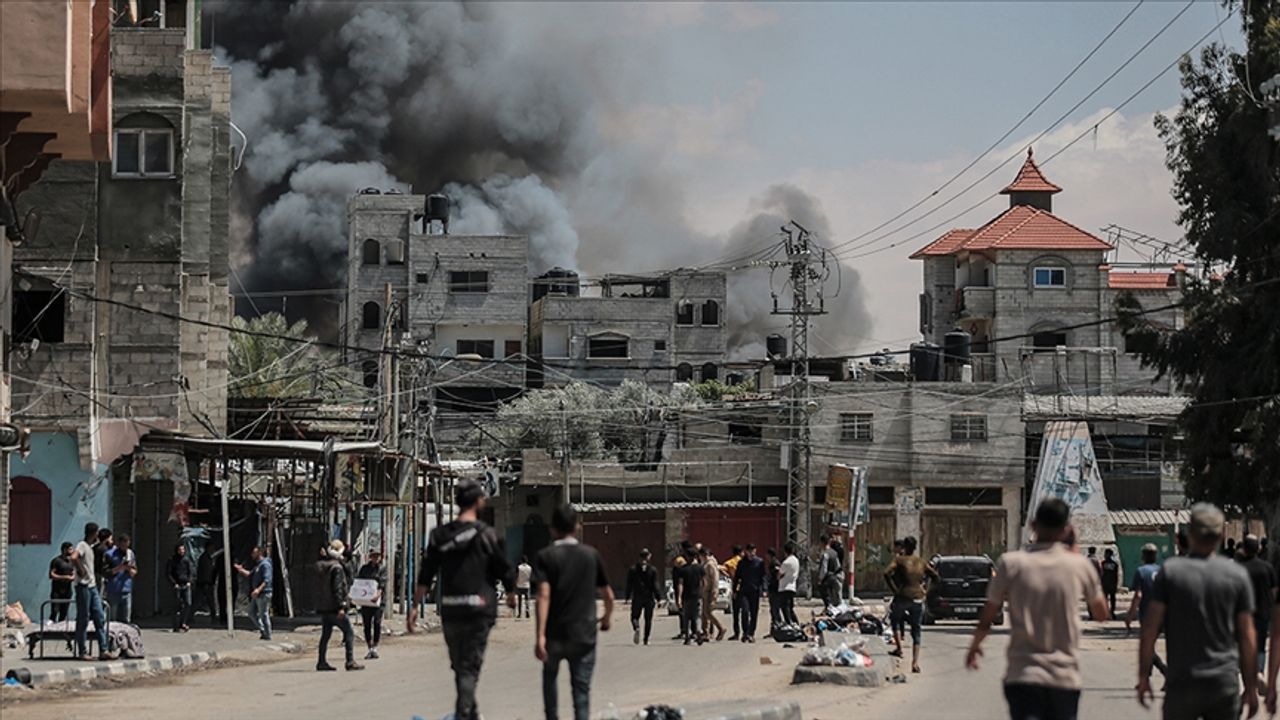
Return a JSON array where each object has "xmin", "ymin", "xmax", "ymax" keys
[{"xmin": 1138, "ymin": 503, "xmax": 1257, "ymax": 719}]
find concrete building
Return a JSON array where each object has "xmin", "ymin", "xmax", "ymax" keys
[
  {"xmin": 913, "ymin": 148, "xmax": 1184, "ymax": 395},
  {"xmin": 528, "ymin": 271, "xmax": 727, "ymax": 390},
  {"xmin": 0, "ymin": 0, "xmax": 114, "ymax": 626},
  {"xmin": 5, "ymin": 20, "xmax": 232, "ymax": 616}
]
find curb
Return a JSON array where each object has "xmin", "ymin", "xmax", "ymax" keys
[{"xmin": 8, "ymin": 641, "xmax": 303, "ymax": 687}]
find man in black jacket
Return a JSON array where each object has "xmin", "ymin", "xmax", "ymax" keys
[
  {"xmin": 408, "ymin": 480, "xmax": 514, "ymax": 720},
  {"xmin": 625, "ymin": 548, "xmax": 660, "ymax": 645},
  {"xmin": 356, "ymin": 550, "xmax": 389, "ymax": 659},
  {"xmin": 316, "ymin": 540, "xmax": 364, "ymax": 672},
  {"xmin": 734, "ymin": 544, "xmax": 767, "ymax": 643}
]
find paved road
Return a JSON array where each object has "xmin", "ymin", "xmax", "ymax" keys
[{"xmin": 5, "ymin": 612, "xmax": 1154, "ymax": 720}]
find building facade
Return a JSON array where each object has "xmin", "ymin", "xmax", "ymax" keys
[{"xmin": 6, "ymin": 23, "xmax": 231, "ymax": 615}]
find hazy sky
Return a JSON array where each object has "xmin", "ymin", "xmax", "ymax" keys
[{"xmin": 543, "ymin": 1, "xmax": 1244, "ymax": 354}]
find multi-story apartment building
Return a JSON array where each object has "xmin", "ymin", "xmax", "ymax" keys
[
  {"xmin": 913, "ymin": 148, "xmax": 1184, "ymax": 395},
  {"xmin": 6, "ymin": 20, "xmax": 232, "ymax": 615}
]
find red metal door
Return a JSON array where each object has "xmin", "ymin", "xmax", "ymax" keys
[{"xmin": 684, "ymin": 507, "xmax": 784, "ymax": 560}]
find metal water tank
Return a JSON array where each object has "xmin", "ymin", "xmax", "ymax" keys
[
  {"xmin": 943, "ymin": 328, "xmax": 972, "ymax": 366},
  {"xmin": 425, "ymin": 193, "xmax": 450, "ymax": 233},
  {"xmin": 766, "ymin": 334, "xmax": 787, "ymax": 359},
  {"xmin": 910, "ymin": 342, "xmax": 942, "ymax": 381}
]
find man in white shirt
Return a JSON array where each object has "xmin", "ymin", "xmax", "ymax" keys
[
  {"xmin": 776, "ymin": 543, "xmax": 801, "ymax": 625},
  {"xmin": 515, "ymin": 556, "xmax": 533, "ymax": 619},
  {"xmin": 71, "ymin": 522, "xmax": 113, "ymax": 660}
]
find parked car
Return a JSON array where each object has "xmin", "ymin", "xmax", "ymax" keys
[
  {"xmin": 924, "ymin": 555, "xmax": 1003, "ymax": 625},
  {"xmin": 664, "ymin": 576, "xmax": 732, "ymax": 615}
]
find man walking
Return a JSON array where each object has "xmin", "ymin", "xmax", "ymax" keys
[
  {"xmin": 1237, "ymin": 534, "xmax": 1276, "ymax": 689},
  {"xmin": 1124, "ymin": 543, "xmax": 1167, "ymax": 680},
  {"xmin": 675, "ymin": 546, "xmax": 704, "ymax": 645},
  {"xmin": 534, "ymin": 505, "xmax": 613, "ymax": 720},
  {"xmin": 699, "ymin": 547, "xmax": 726, "ymax": 642},
  {"xmin": 966, "ymin": 499, "xmax": 1107, "ymax": 720},
  {"xmin": 315, "ymin": 540, "xmax": 362, "ymax": 672},
  {"xmin": 72, "ymin": 522, "xmax": 113, "ymax": 660},
  {"xmin": 1100, "ymin": 548, "xmax": 1121, "ymax": 619},
  {"xmin": 167, "ymin": 542, "xmax": 195, "ymax": 632},
  {"xmin": 408, "ymin": 480, "xmax": 513, "ymax": 720},
  {"xmin": 355, "ymin": 549, "xmax": 387, "ymax": 657},
  {"xmin": 105, "ymin": 533, "xmax": 137, "ymax": 624},
  {"xmin": 776, "ymin": 543, "xmax": 800, "ymax": 626},
  {"xmin": 48, "ymin": 542, "xmax": 76, "ymax": 623},
  {"xmin": 625, "ymin": 549, "xmax": 659, "ymax": 645},
  {"xmin": 817, "ymin": 536, "xmax": 843, "ymax": 609},
  {"xmin": 1139, "ymin": 504, "xmax": 1257, "ymax": 718},
  {"xmin": 735, "ymin": 544, "xmax": 766, "ymax": 643},
  {"xmin": 235, "ymin": 546, "xmax": 274, "ymax": 641},
  {"xmin": 515, "ymin": 555, "xmax": 533, "ymax": 619},
  {"xmin": 884, "ymin": 535, "xmax": 940, "ymax": 672}
]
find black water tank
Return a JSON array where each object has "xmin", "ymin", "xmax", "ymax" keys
[
  {"xmin": 532, "ymin": 267, "xmax": 581, "ymax": 302},
  {"xmin": 943, "ymin": 328, "xmax": 972, "ymax": 366},
  {"xmin": 766, "ymin": 334, "xmax": 787, "ymax": 359},
  {"xmin": 910, "ymin": 342, "xmax": 943, "ymax": 381},
  {"xmin": 426, "ymin": 193, "xmax": 450, "ymax": 228}
]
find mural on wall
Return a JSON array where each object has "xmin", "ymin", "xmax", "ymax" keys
[{"xmin": 1025, "ymin": 420, "xmax": 1115, "ymax": 546}]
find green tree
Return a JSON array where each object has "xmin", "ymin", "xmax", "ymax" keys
[
  {"xmin": 228, "ymin": 313, "xmax": 344, "ymax": 398},
  {"xmin": 1119, "ymin": 1, "xmax": 1280, "ymax": 515}
]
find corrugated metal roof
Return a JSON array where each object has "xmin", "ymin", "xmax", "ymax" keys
[
  {"xmin": 1110, "ymin": 509, "xmax": 1190, "ymax": 527},
  {"xmin": 1023, "ymin": 395, "xmax": 1189, "ymax": 420},
  {"xmin": 571, "ymin": 501, "xmax": 782, "ymax": 513}
]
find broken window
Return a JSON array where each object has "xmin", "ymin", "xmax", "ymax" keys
[
  {"xmin": 361, "ymin": 301, "xmax": 381, "ymax": 330},
  {"xmin": 676, "ymin": 363, "xmax": 693, "ymax": 382},
  {"xmin": 362, "ymin": 239, "xmax": 380, "ymax": 265},
  {"xmin": 13, "ymin": 290, "xmax": 66, "ymax": 344},
  {"xmin": 361, "ymin": 360, "xmax": 379, "ymax": 389},
  {"xmin": 1032, "ymin": 330, "xmax": 1068, "ymax": 352},
  {"xmin": 456, "ymin": 339, "xmax": 495, "ymax": 359},
  {"xmin": 587, "ymin": 334, "xmax": 628, "ymax": 359},
  {"xmin": 700, "ymin": 363, "xmax": 718, "ymax": 382},
  {"xmin": 676, "ymin": 302, "xmax": 694, "ymax": 326},
  {"xmin": 701, "ymin": 300, "xmax": 720, "ymax": 326},
  {"xmin": 839, "ymin": 412, "xmax": 873, "ymax": 443},
  {"xmin": 416, "ymin": 272, "xmax": 430, "ymax": 284},
  {"xmin": 728, "ymin": 422, "xmax": 762, "ymax": 445},
  {"xmin": 949, "ymin": 413, "xmax": 988, "ymax": 441},
  {"xmin": 653, "ymin": 340, "xmax": 667, "ymax": 352},
  {"xmin": 113, "ymin": 128, "xmax": 173, "ymax": 178},
  {"xmin": 449, "ymin": 271, "xmax": 489, "ymax": 294}
]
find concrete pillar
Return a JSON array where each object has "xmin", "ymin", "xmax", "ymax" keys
[
  {"xmin": 894, "ymin": 486, "xmax": 923, "ymax": 542},
  {"xmin": 1003, "ymin": 485, "xmax": 1023, "ymax": 551}
]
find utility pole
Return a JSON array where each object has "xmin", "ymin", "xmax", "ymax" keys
[{"xmin": 768, "ymin": 221, "xmax": 828, "ymax": 565}]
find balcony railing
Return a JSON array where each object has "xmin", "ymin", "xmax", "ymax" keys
[{"xmin": 958, "ymin": 286, "xmax": 995, "ymax": 319}]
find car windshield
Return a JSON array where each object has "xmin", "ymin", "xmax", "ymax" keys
[{"xmin": 938, "ymin": 560, "xmax": 992, "ymax": 579}]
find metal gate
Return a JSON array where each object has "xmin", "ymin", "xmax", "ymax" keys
[
  {"xmin": 579, "ymin": 509, "xmax": 667, "ymax": 592},
  {"xmin": 920, "ymin": 509, "xmax": 1006, "ymax": 560}
]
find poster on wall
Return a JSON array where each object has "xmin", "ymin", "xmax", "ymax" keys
[
  {"xmin": 1024, "ymin": 420, "xmax": 1115, "ymax": 546},
  {"xmin": 825, "ymin": 464, "xmax": 868, "ymax": 530},
  {"xmin": 134, "ymin": 451, "xmax": 191, "ymax": 526}
]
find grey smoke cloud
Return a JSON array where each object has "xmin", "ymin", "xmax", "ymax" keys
[{"xmin": 211, "ymin": 0, "xmax": 868, "ymax": 355}]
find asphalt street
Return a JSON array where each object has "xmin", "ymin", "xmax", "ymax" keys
[{"xmin": 3, "ymin": 611, "xmax": 1158, "ymax": 720}]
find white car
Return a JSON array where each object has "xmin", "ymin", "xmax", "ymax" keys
[{"xmin": 665, "ymin": 576, "xmax": 732, "ymax": 615}]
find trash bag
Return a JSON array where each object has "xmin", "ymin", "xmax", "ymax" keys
[
  {"xmin": 858, "ymin": 615, "xmax": 884, "ymax": 635},
  {"xmin": 802, "ymin": 645, "xmax": 838, "ymax": 666},
  {"xmin": 638, "ymin": 705, "xmax": 684, "ymax": 720},
  {"xmin": 771, "ymin": 623, "xmax": 806, "ymax": 643}
]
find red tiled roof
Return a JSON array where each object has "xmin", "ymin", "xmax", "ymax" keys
[
  {"xmin": 1001, "ymin": 147, "xmax": 1062, "ymax": 195},
  {"xmin": 909, "ymin": 228, "xmax": 974, "ymax": 259},
  {"xmin": 1108, "ymin": 271, "xmax": 1177, "ymax": 290}
]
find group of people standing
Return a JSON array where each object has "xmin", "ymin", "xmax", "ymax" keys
[
  {"xmin": 45, "ymin": 523, "xmax": 137, "ymax": 659},
  {"xmin": 406, "ymin": 480, "xmax": 614, "ymax": 720}
]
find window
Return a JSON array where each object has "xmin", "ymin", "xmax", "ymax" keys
[
  {"xmin": 415, "ymin": 272, "xmax": 430, "ymax": 284},
  {"xmin": 1033, "ymin": 267, "xmax": 1066, "ymax": 288},
  {"xmin": 701, "ymin": 300, "xmax": 720, "ymax": 326},
  {"xmin": 362, "ymin": 239, "xmax": 381, "ymax": 265},
  {"xmin": 840, "ymin": 413, "xmax": 873, "ymax": 442},
  {"xmin": 361, "ymin": 360, "xmax": 378, "ymax": 389},
  {"xmin": 950, "ymin": 413, "xmax": 988, "ymax": 441},
  {"xmin": 587, "ymin": 334, "xmax": 629, "ymax": 359},
  {"xmin": 1124, "ymin": 332, "xmax": 1159, "ymax": 356},
  {"xmin": 867, "ymin": 486, "xmax": 895, "ymax": 505},
  {"xmin": 8, "ymin": 476, "xmax": 51, "ymax": 544},
  {"xmin": 1032, "ymin": 330, "xmax": 1068, "ymax": 351},
  {"xmin": 675, "ymin": 363, "xmax": 693, "ymax": 382},
  {"xmin": 701, "ymin": 363, "xmax": 718, "ymax": 382},
  {"xmin": 386, "ymin": 239, "xmax": 405, "ymax": 265},
  {"xmin": 113, "ymin": 129, "xmax": 174, "ymax": 177},
  {"xmin": 361, "ymin": 301, "xmax": 381, "ymax": 330},
  {"xmin": 728, "ymin": 422, "xmax": 762, "ymax": 445},
  {"xmin": 13, "ymin": 290, "xmax": 66, "ymax": 343},
  {"xmin": 653, "ymin": 340, "xmax": 667, "ymax": 352},
  {"xmin": 504, "ymin": 340, "xmax": 522, "ymax": 358},
  {"xmin": 449, "ymin": 271, "xmax": 489, "ymax": 294},
  {"xmin": 456, "ymin": 339, "xmax": 495, "ymax": 359},
  {"xmin": 924, "ymin": 487, "xmax": 1002, "ymax": 506},
  {"xmin": 676, "ymin": 302, "xmax": 694, "ymax": 326}
]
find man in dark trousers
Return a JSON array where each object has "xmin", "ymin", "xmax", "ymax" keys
[
  {"xmin": 1100, "ymin": 548, "xmax": 1121, "ymax": 619},
  {"xmin": 356, "ymin": 549, "xmax": 388, "ymax": 659},
  {"xmin": 534, "ymin": 505, "xmax": 614, "ymax": 720},
  {"xmin": 817, "ymin": 536, "xmax": 843, "ymax": 609},
  {"xmin": 625, "ymin": 548, "xmax": 660, "ymax": 645},
  {"xmin": 734, "ymin": 544, "xmax": 766, "ymax": 643},
  {"xmin": 48, "ymin": 542, "xmax": 76, "ymax": 623},
  {"xmin": 166, "ymin": 542, "xmax": 195, "ymax": 632},
  {"xmin": 765, "ymin": 547, "xmax": 782, "ymax": 629},
  {"xmin": 675, "ymin": 546, "xmax": 704, "ymax": 645},
  {"xmin": 408, "ymin": 480, "xmax": 513, "ymax": 720},
  {"xmin": 315, "ymin": 540, "xmax": 363, "ymax": 672},
  {"xmin": 1237, "ymin": 534, "xmax": 1275, "ymax": 691}
]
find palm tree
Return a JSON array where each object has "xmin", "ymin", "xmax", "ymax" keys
[{"xmin": 228, "ymin": 313, "xmax": 343, "ymax": 398}]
